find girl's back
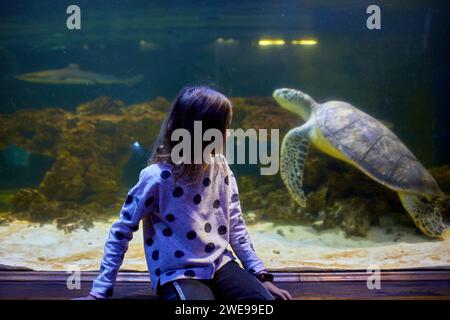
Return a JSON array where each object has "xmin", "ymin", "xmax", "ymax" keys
[{"xmin": 140, "ymin": 155, "xmax": 239, "ymax": 288}]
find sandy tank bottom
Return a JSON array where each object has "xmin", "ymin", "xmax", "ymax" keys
[{"xmin": 0, "ymin": 215, "xmax": 449, "ymax": 271}]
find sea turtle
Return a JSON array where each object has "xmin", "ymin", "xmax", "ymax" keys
[{"xmin": 273, "ymin": 88, "xmax": 448, "ymax": 238}]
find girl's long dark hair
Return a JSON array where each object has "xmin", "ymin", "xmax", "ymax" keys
[{"xmin": 149, "ymin": 86, "xmax": 232, "ymax": 183}]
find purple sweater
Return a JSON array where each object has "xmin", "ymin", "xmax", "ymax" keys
[{"xmin": 91, "ymin": 155, "xmax": 266, "ymax": 297}]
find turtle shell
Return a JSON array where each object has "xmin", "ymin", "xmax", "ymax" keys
[{"xmin": 315, "ymin": 101, "xmax": 441, "ymax": 196}]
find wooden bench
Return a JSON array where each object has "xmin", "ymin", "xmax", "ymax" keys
[{"xmin": 1, "ymin": 269, "xmax": 449, "ymax": 300}]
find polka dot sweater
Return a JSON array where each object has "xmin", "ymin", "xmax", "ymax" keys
[{"xmin": 90, "ymin": 155, "xmax": 266, "ymax": 297}]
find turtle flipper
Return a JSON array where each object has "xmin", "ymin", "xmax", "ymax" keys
[
  {"xmin": 281, "ymin": 126, "xmax": 311, "ymax": 207},
  {"xmin": 398, "ymin": 192, "xmax": 448, "ymax": 238}
]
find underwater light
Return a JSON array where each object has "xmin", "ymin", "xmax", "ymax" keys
[
  {"xmin": 258, "ymin": 39, "xmax": 285, "ymax": 46},
  {"xmin": 291, "ymin": 39, "xmax": 318, "ymax": 46},
  {"xmin": 133, "ymin": 141, "xmax": 142, "ymax": 150}
]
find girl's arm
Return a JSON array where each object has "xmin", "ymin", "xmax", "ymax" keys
[
  {"xmin": 90, "ymin": 166, "xmax": 159, "ymax": 298},
  {"xmin": 227, "ymin": 172, "xmax": 267, "ymax": 275},
  {"xmin": 227, "ymin": 171, "xmax": 293, "ymax": 300}
]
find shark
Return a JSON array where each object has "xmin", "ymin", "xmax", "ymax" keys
[{"xmin": 15, "ymin": 64, "xmax": 144, "ymax": 86}]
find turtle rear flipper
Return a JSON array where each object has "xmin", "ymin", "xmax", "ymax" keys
[
  {"xmin": 398, "ymin": 193, "xmax": 448, "ymax": 239},
  {"xmin": 281, "ymin": 126, "xmax": 311, "ymax": 207}
]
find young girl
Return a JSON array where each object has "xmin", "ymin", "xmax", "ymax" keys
[{"xmin": 87, "ymin": 86, "xmax": 292, "ymax": 300}]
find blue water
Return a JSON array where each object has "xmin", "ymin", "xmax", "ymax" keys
[
  {"xmin": 0, "ymin": 0, "xmax": 449, "ymax": 182},
  {"xmin": 0, "ymin": 0, "xmax": 450, "ymax": 273}
]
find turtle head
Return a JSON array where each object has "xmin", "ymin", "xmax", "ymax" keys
[{"xmin": 273, "ymin": 88, "xmax": 317, "ymax": 121}]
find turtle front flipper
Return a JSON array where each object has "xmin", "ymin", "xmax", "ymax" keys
[
  {"xmin": 281, "ymin": 126, "xmax": 311, "ymax": 207},
  {"xmin": 398, "ymin": 192, "xmax": 448, "ymax": 238}
]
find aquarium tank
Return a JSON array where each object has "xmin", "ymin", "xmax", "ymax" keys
[{"xmin": 0, "ymin": 0, "xmax": 449, "ymax": 273}]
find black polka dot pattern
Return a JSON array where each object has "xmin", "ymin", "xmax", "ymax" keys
[
  {"xmin": 130, "ymin": 225, "xmax": 139, "ymax": 232},
  {"xmin": 114, "ymin": 231, "xmax": 124, "ymax": 240},
  {"xmin": 145, "ymin": 196, "xmax": 154, "ymax": 207},
  {"xmin": 160, "ymin": 170, "xmax": 171, "ymax": 179},
  {"xmin": 173, "ymin": 187, "xmax": 183, "ymax": 197},
  {"xmin": 162, "ymin": 227, "xmax": 173, "ymax": 237},
  {"xmin": 174, "ymin": 250, "xmax": 185, "ymax": 258},
  {"xmin": 122, "ymin": 211, "xmax": 131, "ymax": 220},
  {"xmin": 218, "ymin": 225, "xmax": 227, "ymax": 235},
  {"xmin": 120, "ymin": 168, "xmax": 252, "ymax": 283},
  {"xmin": 125, "ymin": 195, "xmax": 133, "ymax": 205},
  {"xmin": 203, "ymin": 177, "xmax": 211, "ymax": 186},
  {"xmin": 205, "ymin": 243, "xmax": 215, "ymax": 253},
  {"xmin": 186, "ymin": 230, "xmax": 197, "ymax": 240},
  {"xmin": 184, "ymin": 270, "xmax": 195, "ymax": 277},
  {"xmin": 193, "ymin": 194, "xmax": 201, "ymax": 205}
]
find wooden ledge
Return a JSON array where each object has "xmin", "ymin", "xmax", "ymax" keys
[{"xmin": 0, "ymin": 269, "xmax": 449, "ymax": 300}]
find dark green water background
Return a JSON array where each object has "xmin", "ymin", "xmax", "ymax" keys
[{"xmin": 0, "ymin": 0, "xmax": 449, "ymax": 188}]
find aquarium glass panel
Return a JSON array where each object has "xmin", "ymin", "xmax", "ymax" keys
[{"xmin": 0, "ymin": 0, "xmax": 449, "ymax": 272}]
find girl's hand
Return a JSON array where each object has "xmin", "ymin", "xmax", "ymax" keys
[{"xmin": 261, "ymin": 281, "xmax": 293, "ymax": 300}]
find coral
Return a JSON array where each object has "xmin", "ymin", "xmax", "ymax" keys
[
  {"xmin": 39, "ymin": 152, "xmax": 86, "ymax": 201},
  {"xmin": 305, "ymin": 186, "xmax": 328, "ymax": 215},
  {"xmin": 54, "ymin": 205, "xmax": 95, "ymax": 233},
  {"xmin": 0, "ymin": 189, "xmax": 14, "ymax": 212},
  {"xmin": 1, "ymin": 94, "xmax": 447, "ymax": 237},
  {"xmin": 84, "ymin": 159, "xmax": 120, "ymax": 205},
  {"xmin": 11, "ymin": 188, "xmax": 45, "ymax": 212},
  {"xmin": 126, "ymin": 97, "xmax": 171, "ymax": 115},
  {"xmin": 429, "ymin": 165, "xmax": 450, "ymax": 220},
  {"xmin": 11, "ymin": 188, "xmax": 58, "ymax": 222},
  {"xmin": 430, "ymin": 165, "xmax": 450, "ymax": 194},
  {"xmin": 1, "ymin": 96, "xmax": 168, "ymax": 230},
  {"xmin": 10, "ymin": 188, "xmax": 102, "ymax": 232},
  {"xmin": 76, "ymin": 96, "xmax": 125, "ymax": 115},
  {"xmin": 237, "ymin": 173, "xmax": 316, "ymax": 226},
  {"xmin": 1, "ymin": 108, "xmax": 66, "ymax": 157},
  {"xmin": 331, "ymin": 198, "xmax": 371, "ymax": 237}
]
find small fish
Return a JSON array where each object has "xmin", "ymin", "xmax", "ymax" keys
[{"xmin": 15, "ymin": 64, "xmax": 144, "ymax": 86}]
